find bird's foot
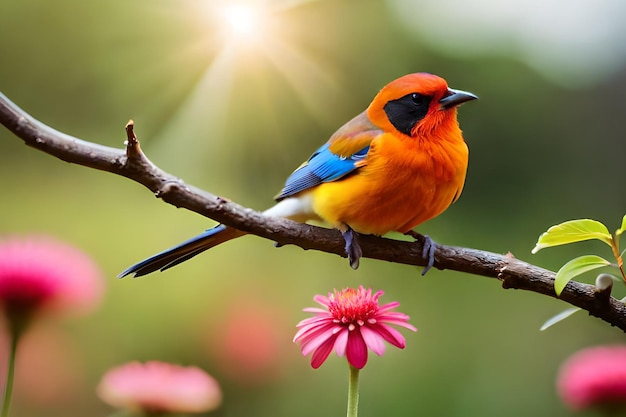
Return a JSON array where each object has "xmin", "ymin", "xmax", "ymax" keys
[
  {"xmin": 404, "ymin": 231, "xmax": 436, "ymax": 276},
  {"xmin": 341, "ymin": 226, "xmax": 362, "ymax": 270}
]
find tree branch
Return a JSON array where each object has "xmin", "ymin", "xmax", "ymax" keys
[{"xmin": 1, "ymin": 91, "xmax": 625, "ymax": 330}]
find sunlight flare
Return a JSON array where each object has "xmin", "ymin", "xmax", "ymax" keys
[
  {"xmin": 220, "ymin": 3, "xmax": 267, "ymax": 41},
  {"xmin": 152, "ymin": 0, "xmax": 341, "ymax": 165}
]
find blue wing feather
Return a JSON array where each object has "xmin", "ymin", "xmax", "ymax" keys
[{"xmin": 276, "ymin": 143, "xmax": 369, "ymax": 200}]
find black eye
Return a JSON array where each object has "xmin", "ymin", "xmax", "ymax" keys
[{"xmin": 411, "ymin": 93, "xmax": 426, "ymax": 106}]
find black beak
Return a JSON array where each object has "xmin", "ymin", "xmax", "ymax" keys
[{"xmin": 439, "ymin": 88, "xmax": 478, "ymax": 109}]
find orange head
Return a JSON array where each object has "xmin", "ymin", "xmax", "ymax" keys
[{"xmin": 366, "ymin": 73, "xmax": 477, "ymax": 139}]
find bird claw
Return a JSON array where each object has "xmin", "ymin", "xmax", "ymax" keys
[
  {"xmin": 420, "ymin": 235, "xmax": 436, "ymax": 275},
  {"xmin": 341, "ymin": 227, "xmax": 362, "ymax": 270},
  {"xmin": 405, "ymin": 231, "xmax": 436, "ymax": 275}
]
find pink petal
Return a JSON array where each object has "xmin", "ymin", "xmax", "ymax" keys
[
  {"xmin": 310, "ymin": 336, "xmax": 336, "ymax": 369},
  {"xmin": 376, "ymin": 301, "xmax": 401, "ymax": 313},
  {"xmin": 298, "ymin": 325, "xmax": 338, "ymax": 356},
  {"xmin": 313, "ymin": 294, "xmax": 331, "ymax": 307},
  {"xmin": 360, "ymin": 326, "xmax": 386, "ymax": 356},
  {"xmin": 333, "ymin": 328, "xmax": 349, "ymax": 357},
  {"xmin": 302, "ymin": 307, "xmax": 329, "ymax": 314},
  {"xmin": 295, "ymin": 314, "xmax": 334, "ymax": 331},
  {"xmin": 377, "ymin": 314, "xmax": 417, "ymax": 331},
  {"xmin": 346, "ymin": 330, "xmax": 368, "ymax": 369},
  {"xmin": 371, "ymin": 289, "xmax": 383, "ymax": 299},
  {"xmin": 377, "ymin": 311, "xmax": 410, "ymax": 321},
  {"xmin": 294, "ymin": 316, "xmax": 334, "ymax": 337},
  {"xmin": 372, "ymin": 324, "xmax": 407, "ymax": 349}
]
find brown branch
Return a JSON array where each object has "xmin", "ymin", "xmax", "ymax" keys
[{"xmin": 1, "ymin": 91, "xmax": 625, "ymax": 330}]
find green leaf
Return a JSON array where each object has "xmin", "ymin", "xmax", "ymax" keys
[
  {"xmin": 554, "ymin": 255, "xmax": 611, "ymax": 296},
  {"xmin": 532, "ymin": 219, "xmax": 613, "ymax": 254},
  {"xmin": 616, "ymin": 214, "xmax": 626, "ymax": 237},
  {"xmin": 540, "ymin": 307, "xmax": 581, "ymax": 331}
]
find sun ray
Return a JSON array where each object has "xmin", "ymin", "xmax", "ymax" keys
[
  {"xmin": 149, "ymin": 46, "xmax": 238, "ymax": 175},
  {"xmin": 151, "ymin": 0, "xmax": 342, "ymax": 176},
  {"xmin": 258, "ymin": 35, "xmax": 348, "ymax": 128}
]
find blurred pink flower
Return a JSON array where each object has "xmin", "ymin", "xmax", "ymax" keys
[
  {"xmin": 0, "ymin": 235, "xmax": 103, "ymax": 328},
  {"xmin": 294, "ymin": 286, "xmax": 416, "ymax": 369},
  {"xmin": 557, "ymin": 345, "xmax": 626, "ymax": 411},
  {"xmin": 97, "ymin": 361, "xmax": 222, "ymax": 414},
  {"xmin": 206, "ymin": 295, "xmax": 289, "ymax": 385}
]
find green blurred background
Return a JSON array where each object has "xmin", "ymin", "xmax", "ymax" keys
[{"xmin": 1, "ymin": 0, "xmax": 626, "ymax": 416}]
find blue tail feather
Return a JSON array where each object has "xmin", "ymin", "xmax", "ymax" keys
[{"xmin": 118, "ymin": 224, "xmax": 230, "ymax": 278}]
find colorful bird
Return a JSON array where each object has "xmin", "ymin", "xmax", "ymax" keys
[{"xmin": 119, "ymin": 73, "xmax": 477, "ymax": 278}]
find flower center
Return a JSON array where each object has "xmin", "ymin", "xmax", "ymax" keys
[{"xmin": 328, "ymin": 287, "xmax": 380, "ymax": 329}]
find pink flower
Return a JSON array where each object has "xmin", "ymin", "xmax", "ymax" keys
[
  {"xmin": 294, "ymin": 286, "xmax": 417, "ymax": 369},
  {"xmin": 0, "ymin": 235, "xmax": 103, "ymax": 330},
  {"xmin": 557, "ymin": 345, "xmax": 626, "ymax": 411},
  {"xmin": 97, "ymin": 361, "xmax": 222, "ymax": 414},
  {"xmin": 205, "ymin": 295, "xmax": 290, "ymax": 385}
]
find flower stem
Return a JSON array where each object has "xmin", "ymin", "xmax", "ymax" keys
[
  {"xmin": 1, "ymin": 330, "xmax": 20, "ymax": 417},
  {"xmin": 347, "ymin": 364, "xmax": 360, "ymax": 417}
]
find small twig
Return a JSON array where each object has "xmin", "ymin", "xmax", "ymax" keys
[
  {"xmin": 124, "ymin": 119, "xmax": 142, "ymax": 159},
  {"xmin": 1, "ymin": 91, "xmax": 625, "ymax": 330}
]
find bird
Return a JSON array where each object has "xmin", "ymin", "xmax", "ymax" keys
[{"xmin": 119, "ymin": 72, "xmax": 477, "ymax": 278}]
